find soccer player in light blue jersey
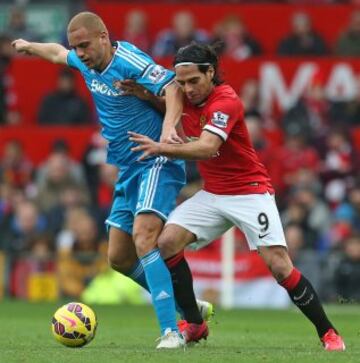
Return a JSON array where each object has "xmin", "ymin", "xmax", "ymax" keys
[{"xmin": 12, "ymin": 11, "xmax": 187, "ymax": 348}]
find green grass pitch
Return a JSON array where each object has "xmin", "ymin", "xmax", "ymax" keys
[{"xmin": 0, "ymin": 300, "xmax": 358, "ymax": 363}]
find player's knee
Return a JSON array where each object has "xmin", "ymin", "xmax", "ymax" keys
[
  {"xmin": 107, "ymin": 246, "xmax": 136, "ymax": 273},
  {"xmin": 133, "ymin": 225, "xmax": 159, "ymax": 257},
  {"xmin": 158, "ymin": 234, "xmax": 180, "ymax": 259},
  {"xmin": 107, "ymin": 243, "xmax": 137, "ymax": 273}
]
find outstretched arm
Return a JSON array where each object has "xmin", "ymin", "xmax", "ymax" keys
[
  {"xmin": 129, "ymin": 130, "xmax": 223, "ymax": 161},
  {"xmin": 12, "ymin": 39, "xmax": 69, "ymax": 65}
]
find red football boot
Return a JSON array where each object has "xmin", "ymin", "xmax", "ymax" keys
[
  {"xmin": 321, "ymin": 329, "xmax": 346, "ymax": 351},
  {"xmin": 177, "ymin": 320, "xmax": 209, "ymax": 343}
]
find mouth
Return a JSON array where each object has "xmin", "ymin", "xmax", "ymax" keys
[
  {"xmin": 188, "ymin": 94, "xmax": 199, "ymax": 101},
  {"xmin": 188, "ymin": 94, "xmax": 203, "ymax": 105}
]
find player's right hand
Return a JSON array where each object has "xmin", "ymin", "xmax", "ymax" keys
[{"xmin": 11, "ymin": 39, "xmax": 31, "ymax": 54}]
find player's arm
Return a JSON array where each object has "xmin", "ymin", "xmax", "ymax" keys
[
  {"xmin": 116, "ymin": 78, "xmax": 184, "ymax": 143},
  {"xmin": 129, "ymin": 129, "xmax": 223, "ymax": 161},
  {"xmin": 114, "ymin": 79, "xmax": 166, "ymax": 114},
  {"xmin": 12, "ymin": 38, "xmax": 69, "ymax": 65},
  {"xmin": 161, "ymin": 81, "xmax": 184, "ymax": 143}
]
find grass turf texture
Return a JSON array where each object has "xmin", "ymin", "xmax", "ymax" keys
[{"xmin": 0, "ymin": 300, "xmax": 358, "ymax": 363}]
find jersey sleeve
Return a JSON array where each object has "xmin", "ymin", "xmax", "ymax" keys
[
  {"xmin": 203, "ymin": 98, "xmax": 243, "ymax": 141},
  {"xmin": 66, "ymin": 49, "xmax": 87, "ymax": 72},
  {"xmin": 116, "ymin": 41, "xmax": 175, "ymax": 96}
]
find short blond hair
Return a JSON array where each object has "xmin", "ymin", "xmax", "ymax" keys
[{"xmin": 67, "ymin": 12, "xmax": 107, "ymax": 34}]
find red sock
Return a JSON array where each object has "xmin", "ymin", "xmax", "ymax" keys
[
  {"xmin": 165, "ymin": 251, "xmax": 184, "ymax": 268},
  {"xmin": 280, "ymin": 268, "xmax": 301, "ymax": 291}
]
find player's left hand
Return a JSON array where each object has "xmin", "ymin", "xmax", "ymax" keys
[
  {"xmin": 128, "ymin": 131, "xmax": 161, "ymax": 161},
  {"xmin": 114, "ymin": 79, "xmax": 151, "ymax": 100}
]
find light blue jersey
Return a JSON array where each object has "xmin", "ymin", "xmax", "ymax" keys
[
  {"xmin": 67, "ymin": 41, "xmax": 175, "ymax": 169},
  {"xmin": 67, "ymin": 40, "xmax": 185, "ymax": 231}
]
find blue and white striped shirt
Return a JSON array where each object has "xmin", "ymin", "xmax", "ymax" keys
[{"xmin": 67, "ymin": 41, "xmax": 175, "ymax": 168}]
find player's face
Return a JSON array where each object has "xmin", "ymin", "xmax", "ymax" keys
[
  {"xmin": 175, "ymin": 65, "xmax": 215, "ymax": 105},
  {"xmin": 68, "ymin": 27, "xmax": 108, "ymax": 70}
]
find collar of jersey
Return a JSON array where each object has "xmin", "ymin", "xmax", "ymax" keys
[{"xmin": 97, "ymin": 41, "xmax": 120, "ymax": 76}]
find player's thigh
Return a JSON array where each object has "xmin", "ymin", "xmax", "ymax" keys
[
  {"xmin": 136, "ymin": 158, "xmax": 186, "ymax": 221},
  {"xmin": 167, "ymin": 190, "xmax": 232, "ymax": 251},
  {"xmin": 133, "ymin": 212, "xmax": 164, "ymax": 256},
  {"xmin": 108, "ymin": 227, "xmax": 138, "ymax": 272},
  {"xmin": 223, "ymin": 192, "xmax": 287, "ymax": 250}
]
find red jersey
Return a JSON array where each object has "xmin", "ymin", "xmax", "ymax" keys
[{"xmin": 182, "ymin": 84, "xmax": 273, "ymax": 195}]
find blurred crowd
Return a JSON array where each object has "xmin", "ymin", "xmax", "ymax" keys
[
  {"xmin": 4, "ymin": 6, "xmax": 360, "ymax": 125},
  {"xmin": 0, "ymin": 3, "xmax": 360, "ymax": 304}
]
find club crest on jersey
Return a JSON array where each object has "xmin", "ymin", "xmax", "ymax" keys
[
  {"xmin": 211, "ymin": 111, "xmax": 229, "ymax": 128},
  {"xmin": 200, "ymin": 115, "xmax": 206, "ymax": 128},
  {"xmin": 147, "ymin": 65, "xmax": 167, "ymax": 84}
]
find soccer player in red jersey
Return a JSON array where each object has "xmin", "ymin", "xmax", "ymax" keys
[{"xmin": 129, "ymin": 43, "xmax": 345, "ymax": 351}]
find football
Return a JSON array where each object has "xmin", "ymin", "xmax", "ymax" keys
[{"xmin": 51, "ymin": 302, "xmax": 97, "ymax": 347}]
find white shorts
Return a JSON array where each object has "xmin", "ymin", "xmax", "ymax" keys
[{"xmin": 167, "ymin": 190, "xmax": 287, "ymax": 251}]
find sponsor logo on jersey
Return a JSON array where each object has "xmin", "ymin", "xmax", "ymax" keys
[
  {"xmin": 90, "ymin": 79, "xmax": 123, "ymax": 96},
  {"xmin": 147, "ymin": 65, "xmax": 167, "ymax": 84},
  {"xmin": 211, "ymin": 111, "xmax": 229, "ymax": 128}
]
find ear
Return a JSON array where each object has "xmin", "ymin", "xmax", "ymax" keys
[
  {"xmin": 99, "ymin": 31, "xmax": 108, "ymax": 43},
  {"xmin": 207, "ymin": 66, "xmax": 215, "ymax": 80}
]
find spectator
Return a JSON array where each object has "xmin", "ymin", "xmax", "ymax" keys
[
  {"xmin": 291, "ymin": 186, "xmax": 332, "ymax": 250},
  {"xmin": 329, "ymin": 75, "xmax": 360, "ymax": 127},
  {"xmin": 240, "ymin": 79, "xmax": 262, "ymax": 116},
  {"xmin": 336, "ymin": 10, "xmax": 360, "ymax": 56},
  {"xmin": 277, "ymin": 12, "xmax": 328, "ymax": 56},
  {"xmin": 282, "ymin": 70, "xmax": 329, "ymax": 142},
  {"xmin": 268, "ymin": 132, "xmax": 321, "ymax": 196},
  {"xmin": 36, "ymin": 139, "xmax": 87, "ymax": 187},
  {"xmin": 2, "ymin": 199, "xmax": 48, "ymax": 255},
  {"xmin": 6, "ymin": 6, "xmax": 42, "ymax": 42},
  {"xmin": 333, "ymin": 184, "xmax": 360, "ymax": 234},
  {"xmin": 321, "ymin": 129, "xmax": 359, "ymax": 185},
  {"xmin": 212, "ymin": 15, "xmax": 261, "ymax": 60},
  {"xmin": 46, "ymin": 185, "xmax": 91, "ymax": 236},
  {"xmin": 334, "ymin": 234, "xmax": 360, "ymax": 302},
  {"xmin": 282, "ymin": 200, "xmax": 319, "ymax": 249},
  {"xmin": 35, "ymin": 152, "xmax": 89, "ymax": 212},
  {"xmin": 122, "ymin": 10, "xmax": 150, "ymax": 53},
  {"xmin": 152, "ymin": 11, "xmax": 209, "ymax": 57},
  {"xmin": 38, "ymin": 68, "xmax": 91, "ymax": 125},
  {"xmin": 56, "ymin": 210, "xmax": 107, "ymax": 298},
  {"xmin": 0, "ymin": 140, "xmax": 33, "ymax": 189}
]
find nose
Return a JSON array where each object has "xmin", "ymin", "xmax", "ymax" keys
[
  {"xmin": 76, "ymin": 48, "xmax": 85, "ymax": 59},
  {"xmin": 184, "ymin": 83, "xmax": 194, "ymax": 96}
]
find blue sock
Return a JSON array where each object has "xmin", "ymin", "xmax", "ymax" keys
[
  {"xmin": 126, "ymin": 259, "xmax": 184, "ymax": 317},
  {"xmin": 126, "ymin": 260, "xmax": 149, "ymax": 292},
  {"xmin": 141, "ymin": 248, "xmax": 178, "ymax": 334}
]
